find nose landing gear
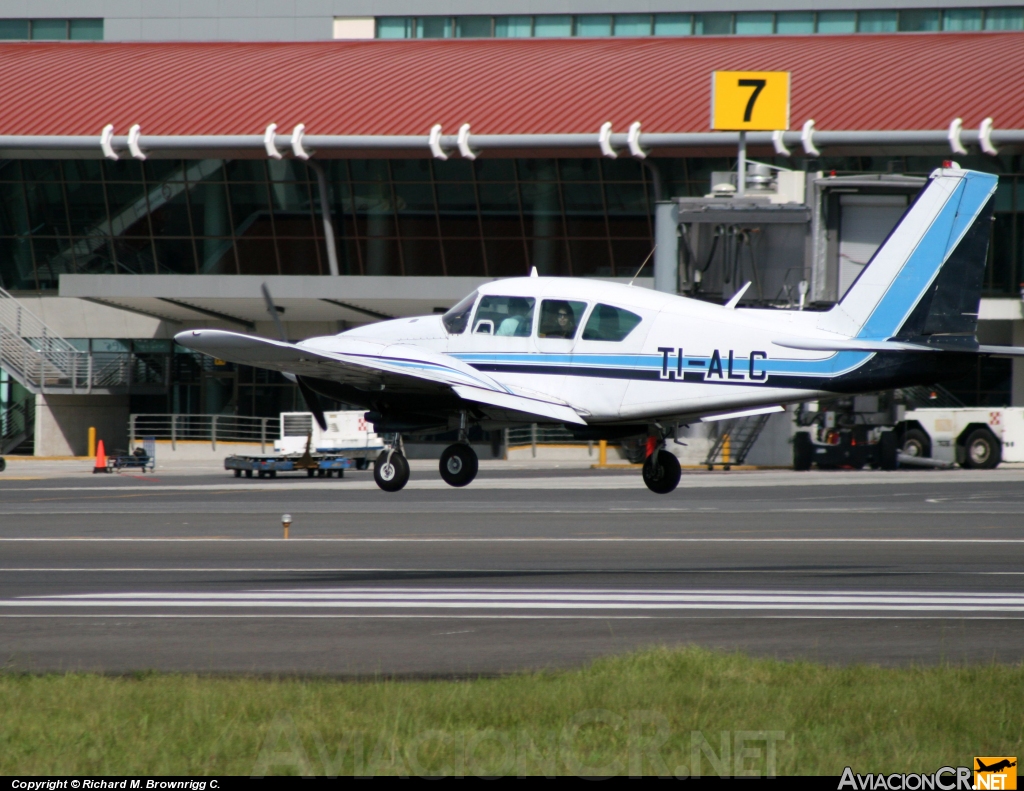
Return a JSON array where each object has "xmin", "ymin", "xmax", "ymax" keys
[
  {"xmin": 642, "ymin": 431, "xmax": 681, "ymax": 495},
  {"xmin": 374, "ymin": 436, "xmax": 410, "ymax": 492}
]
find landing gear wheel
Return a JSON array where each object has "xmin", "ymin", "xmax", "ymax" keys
[
  {"xmin": 642, "ymin": 449, "xmax": 681, "ymax": 494},
  {"xmin": 963, "ymin": 429, "xmax": 1001, "ymax": 469},
  {"xmin": 902, "ymin": 428, "xmax": 931, "ymax": 459},
  {"xmin": 439, "ymin": 444, "xmax": 479, "ymax": 487},
  {"xmin": 374, "ymin": 450, "xmax": 410, "ymax": 492}
]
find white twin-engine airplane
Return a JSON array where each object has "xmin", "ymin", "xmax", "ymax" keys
[{"xmin": 178, "ymin": 167, "xmax": 1024, "ymax": 494}]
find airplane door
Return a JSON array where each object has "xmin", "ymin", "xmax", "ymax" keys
[{"xmin": 532, "ymin": 299, "xmax": 587, "ymax": 399}]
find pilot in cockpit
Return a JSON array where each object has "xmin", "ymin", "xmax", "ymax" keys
[{"xmin": 539, "ymin": 300, "xmax": 577, "ymax": 339}]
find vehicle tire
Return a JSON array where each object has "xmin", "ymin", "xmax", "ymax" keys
[
  {"xmin": 901, "ymin": 428, "xmax": 931, "ymax": 459},
  {"xmin": 269, "ymin": 470, "xmax": 277, "ymax": 478},
  {"xmin": 793, "ymin": 432, "xmax": 813, "ymax": 471},
  {"xmin": 307, "ymin": 468, "xmax": 315, "ymax": 478},
  {"xmin": 439, "ymin": 443, "xmax": 479, "ymax": 487},
  {"xmin": 642, "ymin": 450, "xmax": 681, "ymax": 494},
  {"xmin": 355, "ymin": 458, "xmax": 368, "ymax": 471},
  {"xmin": 1, "ymin": 456, "xmax": 7, "ymax": 472},
  {"xmin": 257, "ymin": 470, "xmax": 266, "ymax": 478},
  {"xmin": 245, "ymin": 469, "xmax": 253, "ymax": 478},
  {"xmin": 962, "ymin": 429, "xmax": 1001, "ymax": 469},
  {"xmin": 233, "ymin": 469, "xmax": 241, "ymax": 478},
  {"xmin": 374, "ymin": 450, "xmax": 410, "ymax": 492},
  {"xmin": 878, "ymin": 431, "xmax": 899, "ymax": 471}
]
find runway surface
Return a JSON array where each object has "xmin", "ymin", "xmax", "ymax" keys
[{"xmin": 2, "ymin": 463, "xmax": 1023, "ymax": 675}]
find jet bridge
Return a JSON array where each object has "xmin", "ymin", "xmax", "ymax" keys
[{"xmin": 653, "ymin": 166, "xmax": 926, "ymax": 310}]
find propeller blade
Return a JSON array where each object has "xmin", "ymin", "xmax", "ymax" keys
[
  {"xmin": 296, "ymin": 376, "xmax": 328, "ymax": 432},
  {"xmin": 261, "ymin": 282, "xmax": 288, "ymax": 342}
]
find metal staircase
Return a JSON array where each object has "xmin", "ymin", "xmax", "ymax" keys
[
  {"xmin": 704, "ymin": 412, "xmax": 774, "ymax": 469},
  {"xmin": 0, "ymin": 285, "xmax": 89, "ymax": 394}
]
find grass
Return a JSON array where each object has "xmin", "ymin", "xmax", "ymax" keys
[{"xmin": 1, "ymin": 647, "xmax": 1022, "ymax": 776}]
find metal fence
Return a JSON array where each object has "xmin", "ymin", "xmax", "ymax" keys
[
  {"xmin": 129, "ymin": 414, "xmax": 281, "ymax": 453},
  {"xmin": 505, "ymin": 424, "xmax": 589, "ymax": 457}
]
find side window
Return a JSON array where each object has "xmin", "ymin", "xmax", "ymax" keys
[
  {"xmin": 538, "ymin": 300, "xmax": 587, "ymax": 339},
  {"xmin": 472, "ymin": 296, "xmax": 535, "ymax": 336},
  {"xmin": 582, "ymin": 304, "xmax": 643, "ymax": 342},
  {"xmin": 442, "ymin": 291, "xmax": 477, "ymax": 334}
]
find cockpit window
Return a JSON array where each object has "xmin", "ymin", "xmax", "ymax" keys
[
  {"xmin": 538, "ymin": 300, "xmax": 587, "ymax": 339},
  {"xmin": 472, "ymin": 296, "xmax": 535, "ymax": 336},
  {"xmin": 582, "ymin": 304, "xmax": 643, "ymax": 342},
  {"xmin": 442, "ymin": 291, "xmax": 477, "ymax": 334}
]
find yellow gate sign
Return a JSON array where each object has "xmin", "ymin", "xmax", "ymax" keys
[{"xmin": 711, "ymin": 71, "xmax": 790, "ymax": 131}]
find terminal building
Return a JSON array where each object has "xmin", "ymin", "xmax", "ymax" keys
[{"xmin": 1, "ymin": 0, "xmax": 1023, "ymax": 458}]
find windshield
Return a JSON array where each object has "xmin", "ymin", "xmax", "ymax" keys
[{"xmin": 441, "ymin": 291, "xmax": 478, "ymax": 334}]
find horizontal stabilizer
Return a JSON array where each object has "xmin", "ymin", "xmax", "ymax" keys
[
  {"xmin": 701, "ymin": 405, "xmax": 784, "ymax": 423},
  {"xmin": 451, "ymin": 385, "xmax": 587, "ymax": 425},
  {"xmin": 773, "ymin": 337, "xmax": 936, "ymax": 353},
  {"xmin": 978, "ymin": 345, "xmax": 1024, "ymax": 357}
]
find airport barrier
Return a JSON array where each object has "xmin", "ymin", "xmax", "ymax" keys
[{"xmin": 129, "ymin": 414, "xmax": 280, "ymax": 453}]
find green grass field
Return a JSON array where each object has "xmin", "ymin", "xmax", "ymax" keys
[{"xmin": 1, "ymin": 647, "xmax": 1021, "ymax": 776}]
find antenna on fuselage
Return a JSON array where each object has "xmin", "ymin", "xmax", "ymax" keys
[
  {"xmin": 530, "ymin": 266, "xmax": 538, "ymax": 278},
  {"xmin": 628, "ymin": 246, "xmax": 657, "ymax": 287}
]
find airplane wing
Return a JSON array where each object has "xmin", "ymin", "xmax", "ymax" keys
[
  {"xmin": 775, "ymin": 336, "xmax": 1024, "ymax": 356},
  {"xmin": 174, "ymin": 329, "xmax": 587, "ymax": 425}
]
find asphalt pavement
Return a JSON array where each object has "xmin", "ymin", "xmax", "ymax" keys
[{"xmin": 1, "ymin": 460, "xmax": 1023, "ymax": 675}]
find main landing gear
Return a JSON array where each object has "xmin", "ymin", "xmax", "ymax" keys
[
  {"xmin": 439, "ymin": 443, "xmax": 478, "ymax": 487},
  {"xmin": 642, "ymin": 433, "xmax": 681, "ymax": 495}
]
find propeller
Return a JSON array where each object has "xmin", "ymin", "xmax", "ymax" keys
[{"xmin": 261, "ymin": 282, "xmax": 327, "ymax": 432}]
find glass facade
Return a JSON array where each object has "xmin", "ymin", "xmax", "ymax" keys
[
  {"xmin": 377, "ymin": 9, "xmax": 1024, "ymax": 38},
  {"xmin": 0, "ymin": 19, "xmax": 103, "ymax": 40},
  {"xmin": 2, "ymin": 154, "xmax": 1021, "ymax": 298}
]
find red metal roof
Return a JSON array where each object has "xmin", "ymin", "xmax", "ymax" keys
[{"xmin": 1, "ymin": 33, "xmax": 1023, "ymax": 136}]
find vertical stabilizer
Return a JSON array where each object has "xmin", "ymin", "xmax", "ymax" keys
[{"xmin": 817, "ymin": 168, "xmax": 997, "ymax": 341}]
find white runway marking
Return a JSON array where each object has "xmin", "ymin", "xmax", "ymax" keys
[
  {"xmin": 5, "ymin": 587, "xmax": 1024, "ymax": 613},
  {"xmin": 2, "ymin": 537, "xmax": 1024, "ymax": 543},
  {"xmin": 3, "ymin": 468, "xmax": 1024, "ymax": 493}
]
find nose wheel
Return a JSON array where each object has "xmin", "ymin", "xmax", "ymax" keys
[
  {"xmin": 439, "ymin": 443, "xmax": 479, "ymax": 487},
  {"xmin": 374, "ymin": 449, "xmax": 410, "ymax": 492},
  {"xmin": 642, "ymin": 449, "xmax": 681, "ymax": 494}
]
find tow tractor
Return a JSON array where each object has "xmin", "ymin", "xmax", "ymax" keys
[
  {"xmin": 793, "ymin": 386, "xmax": 1024, "ymax": 470},
  {"xmin": 224, "ymin": 410, "xmax": 384, "ymax": 479}
]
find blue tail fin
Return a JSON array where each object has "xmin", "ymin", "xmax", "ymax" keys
[{"xmin": 818, "ymin": 168, "xmax": 997, "ymax": 344}]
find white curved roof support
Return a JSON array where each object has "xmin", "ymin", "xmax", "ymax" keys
[
  {"xmin": 457, "ymin": 123, "xmax": 477, "ymax": 160},
  {"xmin": 429, "ymin": 124, "xmax": 448, "ymax": 160},
  {"xmin": 127, "ymin": 124, "xmax": 146, "ymax": 160},
  {"xmin": 979, "ymin": 117, "xmax": 998, "ymax": 156},
  {"xmin": 772, "ymin": 129, "xmax": 791, "ymax": 157},
  {"xmin": 801, "ymin": 119, "xmax": 820, "ymax": 157},
  {"xmin": 99, "ymin": 124, "xmax": 118, "ymax": 161},
  {"xmin": 627, "ymin": 121, "xmax": 647, "ymax": 159},
  {"xmin": 291, "ymin": 123, "xmax": 310, "ymax": 160},
  {"xmin": 947, "ymin": 117, "xmax": 967, "ymax": 155},
  {"xmin": 264, "ymin": 123, "xmax": 282, "ymax": 159},
  {"xmin": 598, "ymin": 121, "xmax": 617, "ymax": 159}
]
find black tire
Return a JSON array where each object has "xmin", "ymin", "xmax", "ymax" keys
[
  {"xmin": 901, "ymin": 428, "xmax": 931, "ymax": 459},
  {"xmin": 878, "ymin": 431, "xmax": 899, "ymax": 471},
  {"xmin": 269, "ymin": 470, "xmax": 277, "ymax": 478},
  {"xmin": 233, "ymin": 469, "xmax": 241, "ymax": 478},
  {"xmin": 257, "ymin": 470, "xmax": 266, "ymax": 478},
  {"xmin": 793, "ymin": 432, "xmax": 813, "ymax": 471},
  {"xmin": 1, "ymin": 457, "xmax": 7, "ymax": 472},
  {"xmin": 355, "ymin": 458, "xmax": 368, "ymax": 471},
  {"xmin": 642, "ymin": 450, "xmax": 681, "ymax": 494},
  {"xmin": 374, "ymin": 450, "xmax": 410, "ymax": 492},
  {"xmin": 439, "ymin": 444, "xmax": 479, "ymax": 487},
  {"xmin": 307, "ymin": 468, "xmax": 315, "ymax": 477},
  {"xmin": 245, "ymin": 469, "xmax": 253, "ymax": 478},
  {"xmin": 962, "ymin": 429, "xmax": 1001, "ymax": 469}
]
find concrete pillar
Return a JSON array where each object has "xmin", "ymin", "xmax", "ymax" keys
[
  {"xmin": 653, "ymin": 201, "xmax": 679, "ymax": 293},
  {"xmin": 1013, "ymin": 320, "xmax": 1024, "ymax": 407},
  {"xmin": 34, "ymin": 394, "xmax": 129, "ymax": 457}
]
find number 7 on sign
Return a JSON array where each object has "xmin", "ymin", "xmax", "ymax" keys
[{"xmin": 711, "ymin": 71, "xmax": 790, "ymax": 131}]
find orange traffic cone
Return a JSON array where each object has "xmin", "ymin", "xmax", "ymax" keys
[{"xmin": 93, "ymin": 439, "xmax": 109, "ymax": 474}]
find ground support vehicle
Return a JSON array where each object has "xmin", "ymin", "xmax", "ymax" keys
[
  {"xmin": 792, "ymin": 394, "xmax": 901, "ymax": 471},
  {"xmin": 224, "ymin": 454, "xmax": 355, "ymax": 479},
  {"xmin": 894, "ymin": 407, "xmax": 1024, "ymax": 469},
  {"xmin": 275, "ymin": 411, "xmax": 382, "ymax": 469}
]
